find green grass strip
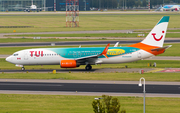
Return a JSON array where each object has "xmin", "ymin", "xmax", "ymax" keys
[
  {"xmin": 0, "ymin": 94, "xmax": 180, "ymax": 113},
  {"xmin": 0, "ymin": 72, "xmax": 180, "ymax": 82},
  {"xmin": 0, "ymin": 14, "xmax": 179, "ymax": 33}
]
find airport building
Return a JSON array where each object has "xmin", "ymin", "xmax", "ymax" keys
[{"xmin": 0, "ymin": 0, "xmax": 90, "ymax": 11}]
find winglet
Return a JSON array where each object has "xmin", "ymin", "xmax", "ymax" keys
[
  {"xmin": 100, "ymin": 43, "xmax": 110, "ymax": 58},
  {"xmin": 114, "ymin": 42, "xmax": 119, "ymax": 47}
]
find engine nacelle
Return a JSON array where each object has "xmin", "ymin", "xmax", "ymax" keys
[{"xmin": 60, "ymin": 60, "xmax": 78, "ymax": 68}]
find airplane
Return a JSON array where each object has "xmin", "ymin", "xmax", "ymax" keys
[
  {"xmin": 6, "ymin": 16, "xmax": 171, "ymax": 71},
  {"xmin": 156, "ymin": 5, "xmax": 180, "ymax": 11},
  {"xmin": 15, "ymin": 0, "xmax": 51, "ymax": 12}
]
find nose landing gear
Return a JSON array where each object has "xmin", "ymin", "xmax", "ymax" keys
[
  {"xmin": 85, "ymin": 64, "xmax": 92, "ymax": 70},
  {"xmin": 21, "ymin": 67, "xmax": 25, "ymax": 71}
]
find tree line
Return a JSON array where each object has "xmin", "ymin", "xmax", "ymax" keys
[{"xmin": 90, "ymin": 0, "xmax": 180, "ymax": 9}]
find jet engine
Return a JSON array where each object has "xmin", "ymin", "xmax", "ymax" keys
[{"xmin": 60, "ymin": 60, "xmax": 79, "ymax": 68}]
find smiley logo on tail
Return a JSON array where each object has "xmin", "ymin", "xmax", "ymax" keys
[{"xmin": 152, "ymin": 31, "xmax": 164, "ymax": 41}]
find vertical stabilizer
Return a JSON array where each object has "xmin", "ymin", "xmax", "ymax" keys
[{"xmin": 141, "ymin": 16, "xmax": 169, "ymax": 47}]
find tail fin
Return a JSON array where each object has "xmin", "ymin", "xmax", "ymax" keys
[{"xmin": 141, "ymin": 16, "xmax": 169, "ymax": 47}]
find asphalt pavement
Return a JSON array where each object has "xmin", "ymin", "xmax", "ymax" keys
[{"xmin": 0, "ymin": 79, "xmax": 179, "ymax": 97}]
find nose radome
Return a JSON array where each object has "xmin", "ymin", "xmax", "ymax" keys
[{"xmin": 6, "ymin": 56, "xmax": 11, "ymax": 62}]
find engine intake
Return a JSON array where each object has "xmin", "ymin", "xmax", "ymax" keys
[{"xmin": 60, "ymin": 60, "xmax": 78, "ymax": 68}]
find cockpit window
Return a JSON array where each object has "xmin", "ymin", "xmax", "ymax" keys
[{"xmin": 13, "ymin": 54, "xmax": 18, "ymax": 56}]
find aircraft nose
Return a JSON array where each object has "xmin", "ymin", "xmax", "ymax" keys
[{"xmin": 6, "ymin": 56, "xmax": 11, "ymax": 62}]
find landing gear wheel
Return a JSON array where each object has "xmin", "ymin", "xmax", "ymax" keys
[
  {"xmin": 21, "ymin": 67, "xmax": 25, "ymax": 71},
  {"xmin": 85, "ymin": 64, "xmax": 92, "ymax": 70}
]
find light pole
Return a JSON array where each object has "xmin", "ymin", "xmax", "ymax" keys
[
  {"xmin": 138, "ymin": 77, "xmax": 146, "ymax": 113},
  {"xmin": 84, "ymin": 0, "xmax": 86, "ymax": 11},
  {"xmin": 94, "ymin": 98, "xmax": 103, "ymax": 112},
  {"xmin": 99, "ymin": 0, "xmax": 101, "ymax": 10},
  {"xmin": 44, "ymin": 0, "xmax": 46, "ymax": 11},
  {"xmin": 125, "ymin": 0, "xmax": 126, "ymax": 10},
  {"xmin": 123, "ymin": 0, "xmax": 124, "ymax": 10}
]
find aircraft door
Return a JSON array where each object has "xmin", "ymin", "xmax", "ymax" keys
[
  {"xmin": 24, "ymin": 51, "xmax": 28, "ymax": 60},
  {"xmin": 137, "ymin": 51, "xmax": 141, "ymax": 59}
]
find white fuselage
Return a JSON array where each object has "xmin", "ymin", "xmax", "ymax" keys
[{"xmin": 6, "ymin": 48, "xmax": 154, "ymax": 66}]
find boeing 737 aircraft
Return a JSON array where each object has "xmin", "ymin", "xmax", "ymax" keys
[
  {"xmin": 156, "ymin": 5, "xmax": 180, "ymax": 11},
  {"xmin": 6, "ymin": 16, "xmax": 171, "ymax": 71},
  {"xmin": 15, "ymin": 0, "xmax": 52, "ymax": 12}
]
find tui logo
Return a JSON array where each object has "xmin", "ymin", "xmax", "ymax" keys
[
  {"xmin": 30, "ymin": 51, "xmax": 43, "ymax": 57},
  {"xmin": 152, "ymin": 31, "xmax": 164, "ymax": 41}
]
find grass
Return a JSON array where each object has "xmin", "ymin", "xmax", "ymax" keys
[
  {"xmin": 0, "ymin": 43, "xmax": 179, "ymax": 56},
  {"xmin": 0, "ymin": 13, "xmax": 179, "ymax": 33},
  {"xmin": 0, "ymin": 72, "xmax": 180, "ymax": 82},
  {"xmin": 0, "ymin": 94, "xmax": 180, "ymax": 113}
]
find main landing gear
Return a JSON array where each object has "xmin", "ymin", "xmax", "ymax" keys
[
  {"xmin": 21, "ymin": 67, "xmax": 25, "ymax": 71},
  {"xmin": 85, "ymin": 64, "xmax": 92, "ymax": 70}
]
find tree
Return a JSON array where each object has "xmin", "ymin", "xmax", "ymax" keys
[
  {"xmin": 127, "ymin": 0, "xmax": 136, "ymax": 8},
  {"xmin": 142, "ymin": 0, "xmax": 147, "ymax": 7},
  {"xmin": 92, "ymin": 95, "xmax": 126, "ymax": 113},
  {"xmin": 135, "ymin": 0, "xmax": 142, "ymax": 7},
  {"xmin": 92, "ymin": 99, "xmax": 105, "ymax": 113}
]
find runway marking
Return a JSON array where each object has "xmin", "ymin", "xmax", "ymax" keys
[
  {"xmin": 161, "ymin": 68, "xmax": 180, "ymax": 72},
  {"xmin": 146, "ymin": 68, "xmax": 165, "ymax": 73}
]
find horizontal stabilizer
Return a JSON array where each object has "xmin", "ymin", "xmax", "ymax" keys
[{"xmin": 151, "ymin": 45, "xmax": 172, "ymax": 51}]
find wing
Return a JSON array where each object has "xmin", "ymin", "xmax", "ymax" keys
[
  {"xmin": 75, "ymin": 43, "xmax": 110, "ymax": 64},
  {"xmin": 39, "ymin": 7, "xmax": 53, "ymax": 10},
  {"xmin": 14, "ymin": 7, "xmax": 28, "ymax": 10},
  {"xmin": 114, "ymin": 42, "xmax": 119, "ymax": 47}
]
